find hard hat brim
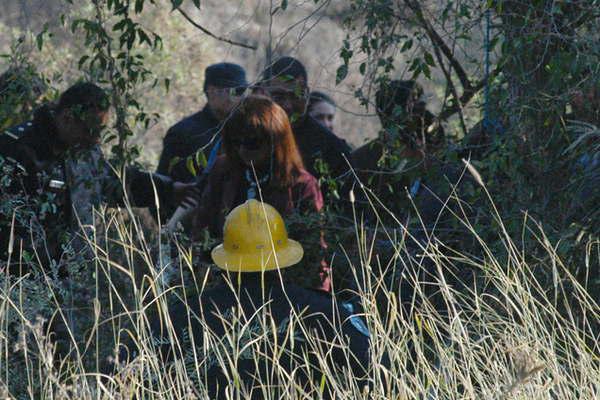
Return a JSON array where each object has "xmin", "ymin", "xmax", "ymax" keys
[{"xmin": 211, "ymin": 239, "xmax": 304, "ymax": 272}]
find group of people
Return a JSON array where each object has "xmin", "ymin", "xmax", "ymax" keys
[{"xmin": 1, "ymin": 56, "xmax": 449, "ymax": 397}]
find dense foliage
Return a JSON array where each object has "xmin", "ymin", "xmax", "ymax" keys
[{"xmin": 336, "ymin": 0, "xmax": 599, "ymax": 296}]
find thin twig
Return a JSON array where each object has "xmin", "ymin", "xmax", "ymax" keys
[
  {"xmin": 176, "ymin": 7, "xmax": 257, "ymax": 50},
  {"xmin": 402, "ymin": 0, "xmax": 472, "ymax": 91},
  {"xmin": 431, "ymin": 36, "xmax": 467, "ymax": 136}
]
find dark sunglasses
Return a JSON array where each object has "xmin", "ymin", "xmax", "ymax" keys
[
  {"xmin": 231, "ymin": 136, "xmax": 265, "ymax": 150},
  {"xmin": 223, "ymin": 86, "xmax": 247, "ymax": 96}
]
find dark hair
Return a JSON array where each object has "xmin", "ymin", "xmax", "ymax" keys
[
  {"xmin": 222, "ymin": 95, "xmax": 305, "ymax": 187},
  {"xmin": 56, "ymin": 82, "xmax": 110, "ymax": 114},
  {"xmin": 264, "ymin": 57, "xmax": 308, "ymax": 84},
  {"xmin": 376, "ymin": 80, "xmax": 443, "ymax": 150},
  {"xmin": 375, "ymin": 80, "xmax": 422, "ymax": 120},
  {"xmin": 308, "ymin": 91, "xmax": 336, "ymax": 109}
]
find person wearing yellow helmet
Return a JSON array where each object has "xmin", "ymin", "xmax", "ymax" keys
[
  {"xmin": 193, "ymin": 95, "xmax": 331, "ymax": 291},
  {"xmin": 210, "ymin": 199, "xmax": 304, "ymax": 272},
  {"xmin": 133, "ymin": 200, "xmax": 373, "ymax": 398}
]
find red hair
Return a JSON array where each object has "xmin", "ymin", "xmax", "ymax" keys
[{"xmin": 222, "ymin": 95, "xmax": 305, "ymax": 187}]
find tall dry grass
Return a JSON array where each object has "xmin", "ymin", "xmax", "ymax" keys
[{"xmin": 0, "ymin": 176, "xmax": 598, "ymax": 399}]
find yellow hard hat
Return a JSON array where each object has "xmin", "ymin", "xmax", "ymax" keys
[{"xmin": 211, "ymin": 199, "xmax": 304, "ymax": 272}]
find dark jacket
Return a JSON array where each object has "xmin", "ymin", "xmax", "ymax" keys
[
  {"xmin": 352, "ymin": 148, "xmax": 470, "ymax": 237},
  {"xmin": 156, "ymin": 105, "xmax": 222, "ymax": 182},
  {"xmin": 144, "ymin": 272, "xmax": 372, "ymax": 399},
  {"xmin": 292, "ymin": 115, "xmax": 353, "ymax": 180},
  {"xmin": 352, "ymin": 107, "xmax": 444, "ymax": 174},
  {"xmin": 193, "ymin": 156, "xmax": 330, "ymax": 291},
  {"xmin": 0, "ymin": 106, "xmax": 173, "ymax": 268}
]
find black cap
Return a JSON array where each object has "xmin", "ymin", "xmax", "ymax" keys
[{"xmin": 204, "ymin": 62, "xmax": 248, "ymax": 92}]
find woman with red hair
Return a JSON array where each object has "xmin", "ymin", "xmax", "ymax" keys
[{"xmin": 194, "ymin": 96, "xmax": 330, "ymax": 291}]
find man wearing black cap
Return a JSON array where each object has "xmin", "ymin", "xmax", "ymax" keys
[
  {"xmin": 260, "ymin": 57, "xmax": 352, "ymax": 181},
  {"xmin": 156, "ymin": 62, "xmax": 248, "ymax": 183}
]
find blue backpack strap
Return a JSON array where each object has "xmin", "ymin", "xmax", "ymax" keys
[
  {"xmin": 205, "ymin": 137, "xmax": 222, "ymax": 173},
  {"xmin": 341, "ymin": 301, "xmax": 371, "ymax": 338}
]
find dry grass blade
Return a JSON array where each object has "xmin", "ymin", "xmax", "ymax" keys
[{"xmin": 0, "ymin": 183, "xmax": 598, "ymax": 399}]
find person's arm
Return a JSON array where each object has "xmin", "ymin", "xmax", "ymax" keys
[
  {"xmin": 297, "ymin": 171, "xmax": 324, "ymax": 213},
  {"xmin": 126, "ymin": 168, "xmax": 174, "ymax": 207},
  {"xmin": 325, "ymin": 132, "xmax": 353, "ymax": 178},
  {"xmin": 192, "ymin": 160, "xmax": 224, "ymax": 239},
  {"xmin": 102, "ymin": 161, "xmax": 198, "ymax": 211}
]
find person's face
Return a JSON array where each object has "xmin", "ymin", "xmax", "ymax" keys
[
  {"xmin": 206, "ymin": 85, "xmax": 245, "ymax": 120},
  {"xmin": 263, "ymin": 77, "xmax": 307, "ymax": 122},
  {"xmin": 232, "ymin": 133, "xmax": 271, "ymax": 168},
  {"xmin": 56, "ymin": 108, "xmax": 108, "ymax": 149},
  {"xmin": 308, "ymin": 100, "xmax": 335, "ymax": 131}
]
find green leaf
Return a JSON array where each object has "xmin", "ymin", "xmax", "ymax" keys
[
  {"xmin": 153, "ymin": 33, "xmax": 163, "ymax": 49},
  {"xmin": 135, "ymin": 0, "xmax": 144, "ymax": 13},
  {"xmin": 422, "ymin": 64, "xmax": 431, "ymax": 79},
  {"xmin": 127, "ymin": 32, "xmax": 135, "ymax": 50},
  {"xmin": 401, "ymin": 39, "xmax": 413, "ymax": 52},
  {"xmin": 281, "ymin": 0, "xmax": 288, "ymax": 10},
  {"xmin": 336, "ymin": 64, "xmax": 348, "ymax": 85},
  {"xmin": 192, "ymin": 0, "xmax": 201, "ymax": 7},
  {"xmin": 113, "ymin": 19, "xmax": 127, "ymax": 31},
  {"xmin": 36, "ymin": 33, "xmax": 44, "ymax": 51},
  {"xmin": 408, "ymin": 58, "xmax": 420, "ymax": 72},
  {"xmin": 424, "ymin": 51, "xmax": 436, "ymax": 67},
  {"xmin": 171, "ymin": 0, "xmax": 184, "ymax": 10},
  {"xmin": 138, "ymin": 29, "xmax": 151, "ymax": 45},
  {"xmin": 186, "ymin": 157, "xmax": 198, "ymax": 177},
  {"xmin": 168, "ymin": 157, "xmax": 181, "ymax": 174},
  {"xmin": 319, "ymin": 374, "xmax": 327, "ymax": 394},
  {"xmin": 340, "ymin": 41, "xmax": 353, "ymax": 64},
  {"xmin": 195, "ymin": 151, "xmax": 208, "ymax": 169},
  {"xmin": 36, "ymin": 23, "xmax": 49, "ymax": 51},
  {"xmin": 78, "ymin": 55, "xmax": 89, "ymax": 69}
]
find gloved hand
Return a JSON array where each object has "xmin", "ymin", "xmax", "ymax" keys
[{"xmin": 172, "ymin": 181, "xmax": 201, "ymax": 209}]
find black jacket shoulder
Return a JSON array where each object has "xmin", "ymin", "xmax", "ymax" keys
[
  {"xmin": 157, "ymin": 106, "xmax": 221, "ymax": 177},
  {"xmin": 302, "ymin": 116, "xmax": 352, "ymax": 153},
  {"xmin": 165, "ymin": 106, "xmax": 220, "ymax": 144},
  {"xmin": 294, "ymin": 116, "xmax": 353, "ymax": 178}
]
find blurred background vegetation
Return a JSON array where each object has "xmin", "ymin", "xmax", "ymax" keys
[{"xmin": 0, "ymin": 0, "xmax": 598, "ymax": 398}]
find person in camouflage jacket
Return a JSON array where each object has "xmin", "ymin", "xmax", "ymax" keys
[{"xmin": 0, "ymin": 82, "xmax": 198, "ymax": 274}]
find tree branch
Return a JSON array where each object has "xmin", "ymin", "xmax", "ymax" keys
[
  {"xmin": 176, "ymin": 7, "xmax": 257, "ymax": 50},
  {"xmin": 431, "ymin": 37, "xmax": 467, "ymax": 135},
  {"xmin": 438, "ymin": 65, "xmax": 502, "ymax": 121},
  {"xmin": 401, "ymin": 0, "xmax": 472, "ymax": 92},
  {"xmin": 399, "ymin": 1, "xmax": 504, "ymax": 122}
]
